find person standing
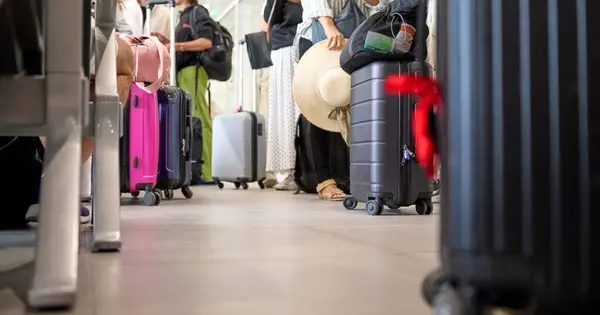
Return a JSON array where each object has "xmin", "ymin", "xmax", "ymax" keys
[{"xmin": 263, "ymin": 0, "xmax": 303, "ymax": 190}]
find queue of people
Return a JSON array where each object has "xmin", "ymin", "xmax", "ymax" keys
[{"xmin": 258, "ymin": 0, "xmax": 439, "ymax": 202}]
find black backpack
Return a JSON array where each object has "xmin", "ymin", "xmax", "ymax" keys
[
  {"xmin": 192, "ymin": 6, "xmax": 233, "ymax": 81},
  {"xmin": 293, "ymin": 115, "xmax": 350, "ymax": 194}
]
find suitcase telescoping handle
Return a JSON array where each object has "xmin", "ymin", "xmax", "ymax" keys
[
  {"xmin": 237, "ymin": 39, "xmax": 245, "ymax": 111},
  {"xmin": 145, "ymin": 0, "xmax": 177, "ymax": 86},
  {"xmin": 416, "ymin": 0, "xmax": 428, "ymax": 76}
]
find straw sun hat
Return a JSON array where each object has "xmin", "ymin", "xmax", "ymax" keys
[{"xmin": 293, "ymin": 39, "xmax": 351, "ymax": 144}]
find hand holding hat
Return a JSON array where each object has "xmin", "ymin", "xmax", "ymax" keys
[{"xmin": 293, "ymin": 39, "xmax": 351, "ymax": 144}]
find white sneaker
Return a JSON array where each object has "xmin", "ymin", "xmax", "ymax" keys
[{"xmin": 274, "ymin": 175, "xmax": 297, "ymax": 191}]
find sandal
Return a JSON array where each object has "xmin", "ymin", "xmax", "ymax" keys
[{"xmin": 317, "ymin": 179, "xmax": 347, "ymax": 201}]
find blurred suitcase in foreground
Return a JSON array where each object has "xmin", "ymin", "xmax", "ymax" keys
[
  {"xmin": 422, "ymin": 0, "xmax": 600, "ymax": 314},
  {"xmin": 211, "ymin": 39, "xmax": 266, "ymax": 190},
  {"xmin": 147, "ymin": 2, "xmax": 195, "ymax": 201},
  {"xmin": 343, "ymin": 61, "xmax": 433, "ymax": 215},
  {"xmin": 120, "ymin": 83, "xmax": 161, "ymax": 206}
]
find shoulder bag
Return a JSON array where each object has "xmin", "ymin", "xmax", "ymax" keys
[{"xmin": 243, "ymin": 0, "xmax": 280, "ymax": 70}]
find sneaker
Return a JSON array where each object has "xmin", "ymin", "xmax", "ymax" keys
[
  {"xmin": 274, "ymin": 175, "xmax": 297, "ymax": 191},
  {"xmin": 26, "ymin": 204, "xmax": 91, "ymax": 224},
  {"xmin": 263, "ymin": 172, "xmax": 278, "ymax": 188}
]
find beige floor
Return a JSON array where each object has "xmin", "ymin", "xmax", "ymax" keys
[{"xmin": 0, "ymin": 186, "xmax": 440, "ymax": 315}]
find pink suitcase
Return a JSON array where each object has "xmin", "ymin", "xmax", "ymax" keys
[{"xmin": 120, "ymin": 83, "xmax": 161, "ymax": 206}]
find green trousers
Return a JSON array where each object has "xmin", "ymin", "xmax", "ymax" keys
[{"xmin": 177, "ymin": 65, "xmax": 213, "ymax": 182}]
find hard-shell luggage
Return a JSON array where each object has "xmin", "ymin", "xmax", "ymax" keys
[
  {"xmin": 343, "ymin": 61, "xmax": 433, "ymax": 215},
  {"xmin": 147, "ymin": 1, "xmax": 195, "ymax": 200},
  {"xmin": 212, "ymin": 39, "xmax": 266, "ymax": 190},
  {"xmin": 120, "ymin": 83, "xmax": 161, "ymax": 206},
  {"xmin": 212, "ymin": 111, "xmax": 267, "ymax": 189},
  {"xmin": 156, "ymin": 86, "xmax": 194, "ymax": 199},
  {"xmin": 420, "ymin": 0, "xmax": 600, "ymax": 313}
]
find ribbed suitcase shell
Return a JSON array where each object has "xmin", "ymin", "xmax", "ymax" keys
[
  {"xmin": 121, "ymin": 84, "xmax": 159, "ymax": 194},
  {"xmin": 211, "ymin": 111, "xmax": 266, "ymax": 188},
  {"xmin": 348, "ymin": 61, "xmax": 432, "ymax": 214},
  {"xmin": 156, "ymin": 86, "xmax": 193, "ymax": 192},
  {"xmin": 434, "ymin": 0, "xmax": 600, "ymax": 312}
]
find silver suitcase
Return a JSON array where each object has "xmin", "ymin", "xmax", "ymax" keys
[{"xmin": 211, "ymin": 39, "xmax": 267, "ymax": 190}]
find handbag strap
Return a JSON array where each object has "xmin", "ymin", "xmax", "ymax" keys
[
  {"xmin": 136, "ymin": 35, "xmax": 165, "ymax": 93},
  {"xmin": 266, "ymin": 0, "xmax": 279, "ymax": 25}
]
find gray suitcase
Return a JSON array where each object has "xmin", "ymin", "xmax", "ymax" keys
[
  {"xmin": 343, "ymin": 61, "xmax": 433, "ymax": 215},
  {"xmin": 211, "ymin": 39, "xmax": 267, "ymax": 190},
  {"xmin": 211, "ymin": 111, "xmax": 266, "ymax": 189}
]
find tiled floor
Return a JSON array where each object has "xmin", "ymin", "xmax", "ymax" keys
[{"xmin": 0, "ymin": 186, "xmax": 440, "ymax": 315}]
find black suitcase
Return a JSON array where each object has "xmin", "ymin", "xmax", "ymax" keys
[
  {"xmin": 343, "ymin": 61, "xmax": 433, "ymax": 215},
  {"xmin": 423, "ymin": 0, "xmax": 600, "ymax": 313}
]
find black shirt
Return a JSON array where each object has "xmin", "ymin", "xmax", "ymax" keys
[
  {"xmin": 263, "ymin": 0, "xmax": 303, "ymax": 51},
  {"xmin": 175, "ymin": 5, "xmax": 214, "ymax": 69}
]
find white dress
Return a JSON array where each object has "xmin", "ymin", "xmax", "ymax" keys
[{"xmin": 266, "ymin": 46, "xmax": 300, "ymax": 174}]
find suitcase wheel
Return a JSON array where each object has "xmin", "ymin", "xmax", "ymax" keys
[
  {"xmin": 415, "ymin": 199, "xmax": 434, "ymax": 215},
  {"xmin": 424, "ymin": 269, "xmax": 496, "ymax": 315},
  {"xmin": 365, "ymin": 200, "xmax": 383, "ymax": 215},
  {"xmin": 216, "ymin": 179, "xmax": 224, "ymax": 189},
  {"xmin": 343, "ymin": 196, "xmax": 358, "ymax": 210},
  {"xmin": 422, "ymin": 269, "xmax": 447, "ymax": 306},
  {"xmin": 131, "ymin": 191, "xmax": 140, "ymax": 199},
  {"xmin": 241, "ymin": 183, "xmax": 249, "ymax": 190},
  {"xmin": 164, "ymin": 189, "xmax": 174, "ymax": 200},
  {"xmin": 258, "ymin": 180, "xmax": 265, "ymax": 189},
  {"xmin": 181, "ymin": 186, "xmax": 193, "ymax": 199},
  {"xmin": 143, "ymin": 190, "xmax": 161, "ymax": 206},
  {"xmin": 234, "ymin": 182, "xmax": 241, "ymax": 189},
  {"xmin": 431, "ymin": 284, "xmax": 465, "ymax": 315}
]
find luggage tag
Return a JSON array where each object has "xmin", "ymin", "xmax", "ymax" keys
[{"xmin": 384, "ymin": 0, "xmax": 440, "ymax": 178}]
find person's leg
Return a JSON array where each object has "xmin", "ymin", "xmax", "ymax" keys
[
  {"xmin": 177, "ymin": 65, "xmax": 213, "ymax": 183},
  {"xmin": 307, "ymin": 121, "xmax": 346, "ymax": 201},
  {"xmin": 265, "ymin": 49, "xmax": 282, "ymax": 188},
  {"xmin": 29, "ymin": 137, "xmax": 92, "ymax": 223},
  {"xmin": 271, "ymin": 46, "xmax": 298, "ymax": 191}
]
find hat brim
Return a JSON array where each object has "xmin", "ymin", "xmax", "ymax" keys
[{"xmin": 293, "ymin": 40, "xmax": 349, "ymax": 133}]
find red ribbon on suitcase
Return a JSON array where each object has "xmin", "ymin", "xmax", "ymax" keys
[{"xmin": 385, "ymin": 74, "xmax": 441, "ymax": 179}]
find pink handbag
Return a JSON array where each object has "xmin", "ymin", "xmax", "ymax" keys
[{"xmin": 119, "ymin": 34, "xmax": 171, "ymax": 93}]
